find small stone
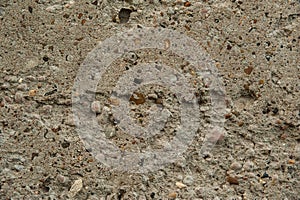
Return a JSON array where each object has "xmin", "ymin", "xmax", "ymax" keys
[
  {"xmin": 168, "ymin": 192, "xmax": 177, "ymax": 199},
  {"xmin": 1, "ymin": 82, "xmax": 10, "ymax": 89},
  {"xmin": 271, "ymin": 174, "xmax": 278, "ymax": 184},
  {"xmin": 15, "ymin": 92, "xmax": 24, "ymax": 103},
  {"xmin": 155, "ymin": 98, "xmax": 163, "ymax": 104},
  {"xmin": 226, "ymin": 175, "xmax": 239, "ymax": 185},
  {"xmin": 57, "ymin": 174, "xmax": 68, "ymax": 183},
  {"xmin": 237, "ymin": 121, "xmax": 244, "ymax": 127},
  {"xmin": 69, "ymin": 178, "xmax": 83, "ymax": 198},
  {"xmin": 49, "ymin": 65, "xmax": 60, "ymax": 71},
  {"xmin": 13, "ymin": 164, "xmax": 24, "ymax": 171},
  {"xmin": 65, "ymin": 0, "xmax": 75, "ymax": 8},
  {"xmin": 105, "ymin": 126, "xmax": 116, "ymax": 138},
  {"xmin": 230, "ymin": 161, "xmax": 242, "ymax": 170},
  {"xmin": 261, "ymin": 172, "xmax": 269, "ymax": 178},
  {"xmin": 294, "ymin": 144, "xmax": 300, "ymax": 160},
  {"xmin": 147, "ymin": 93, "xmax": 158, "ymax": 100},
  {"xmin": 37, "ymin": 76, "xmax": 46, "ymax": 82},
  {"xmin": 167, "ymin": 7, "xmax": 175, "ymax": 15},
  {"xmin": 65, "ymin": 116, "xmax": 75, "ymax": 126},
  {"xmin": 8, "ymin": 76, "xmax": 18, "ymax": 83},
  {"xmin": 0, "ymin": 7, "xmax": 5, "ymax": 17},
  {"xmin": 270, "ymin": 162, "xmax": 281, "ymax": 170},
  {"xmin": 0, "ymin": 98, "xmax": 5, "ymax": 107},
  {"xmin": 177, "ymin": 174, "xmax": 183, "ymax": 181},
  {"xmin": 28, "ymin": 89, "xmax": 37, "ymax": 97},
  {"xmin": 26, "ymin": 75, "xmax": 36, "ymax": 81},
  {"xmin": 25, "ymin": 58, "xmax": 39, "ymax": 69},
  {"xmin": 163, "ymin": 39, "xmax": 170, "ymax": 51},
  {"xmin": 207, "ymin": 128, "xmax": 225, "ymax": 143},
  {"xmin": 4, "ymin": 96, "xmax": 13, "ymax": 103},
  {"xmin": 200, "ymin": 106, "xmax": 210, "ymax": 112},
  {"xmin": 130, "ymin": 92, "xmax": 145, "ymax": 105},
  {"xmin": 183, "ymin": 175, "xmax": 194, "ymax": 186},
  {"xmin": 168, "ymin": 74, "xmax": 177, "ymax": 82},
  {"xmin": 288, "ymin": 159, "xmax": 295, "ymax": 164},
  {"xmin": 184, "ymin": 1, "xmax": 191, "ymax": 7},
  {"xmin": 245, "ymin": 148, "xmax": 255, "ymax": 158},
  {"xmin": 175, "ymin": 181, "xmax": 187, "ymax": 189},
  {"xmin": 109, "ymin": 98, "xmax": 120, "ymax": 106},
  {"xmin": 46, "ymin": 4, "xmax": 63, "ymax": 12},
  {"xmin": 91, "ymin": 101, "xmax": 101, "ymax": 114},
  {"xmin": 259, "ymin": 79, "xmax": 264, "ymax": 84},
  {"xmin": 41, "ymin": 105, "xmax": 52, "ymax": 113},
  {"xmin": 123, "ymin": 51, "xmax": 138, "ymax": 63},
  {"xmin": 244, "ymin": 66, "xmax": 254, "ymax": 75},
  {"xmin": 243, "ymin": 160, "xmax": 255, "ymax": 171},
  {"xmin": 224, "ymin": 113, "xmax": 232, "ymax": 119},
  {"xmin": 17, "ymin": 83, "xmax": 28, "ymax": 91},
  {"xmin": 66, "ymin": 55, "xmax": 74, "ymax": 61}
]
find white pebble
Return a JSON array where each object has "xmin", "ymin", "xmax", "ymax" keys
[
  {"xmin": 15, "ymin": 92, "xmax": 24, "ymax": 103},
  {"xmin": 17, "ymin": 83, "xmax": 28, "ymax": 91},
  {"xmin": 1, "ymin": 82, "xmax": 10, "ymax": 89},
  {"xmin": 46, "ymin": 5, "xmax": 63, "ymax": 12},
  {"xmin": 91, "ymin": 101, "xmax": 101, "ymax": 114},
  {"xmin": 243, "ymin": 160, "xmax": 255, "ymax": 171},
  {"xmin": 69, "ymin": 178, "xmax": 83, "ymax": 198},
  {"xmin": 183, "ymin": 175, "xmax": 194, "ymax": 186},
  {"xmin": 230, "ymin": 161, "xmax": 242, "ymax": 170},
  {"xmin": 176, "ymin": 182, "xmax": 187, "ymax": 189}
]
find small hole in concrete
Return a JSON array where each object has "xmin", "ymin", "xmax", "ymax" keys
[{"xmin": 119, "ymin": 8, "xmax": 132, "ymax": 23}]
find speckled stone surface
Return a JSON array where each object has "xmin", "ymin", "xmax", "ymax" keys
[{"xmin": 0, "ymin": 0, "xmax": 299, "ymax": 199}]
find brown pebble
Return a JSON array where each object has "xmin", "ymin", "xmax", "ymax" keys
[
  {"xmin": 238, "ymin": 121, "xmax": 244, "ymax": 127},
  {"xmin": 4, "ymin": 96, "xmax": 13, "ymax": 103},
  {"xmin": 244, "ymin": 66, "xmax": 254, "ymax": 75},
  {"xmin": 243, "ymin": 84, "xmax": 250, "ymax": 90},
  {"xmin": 164, "ymin": 39, "xmax": 170, "ymax": 50},
  {"xmin": 288, "ymin": 159, "xmax": 295, "ymax": 164},
  {"xmin": 259, "ymin": 79, "xmax": 264, "ymax": 84},
  {"xmin": 184, "ymin": 1, "xmax": 191, "ymax": 7},
  {"xmin": 155, "ymin": 98, "xmax": 163, "ymax": 104},
  {"xmin": 168, "ymin": 192, "xmax": 177, "ymax": 199},
  {"xmin": 226, "ymin": 175, "xmax": 239, "ymax": 185},
  {"xmin": 280, "ymin": 133, "xmax": 288, "ymax": 140},
  {"xmin": 224, "ymin": 113, "xmax": 232, "ymax": 119},
  {"xmin": 0, "ymin": 99, "xmax": 5, "ymax": 107},
  {"xmin": 130, "ymin": 92, "xmax": 145, "ymax": 105},
  {"xmin": 28, "ymin": 89, "xmax": 37, "ymax": 97},
  {"xmin": 109, "ymin": 98, "xmax": 120, "ymax": 106}
]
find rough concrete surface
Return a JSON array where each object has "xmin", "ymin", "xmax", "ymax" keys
[{"xmin": 0, "ymin": 0, "xmax": 300, "ymax": 199}]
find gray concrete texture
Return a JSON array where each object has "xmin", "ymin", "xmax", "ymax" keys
[{"xmin": 0, "ymin": 0, "xmax": 300, "ymax": 199}]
